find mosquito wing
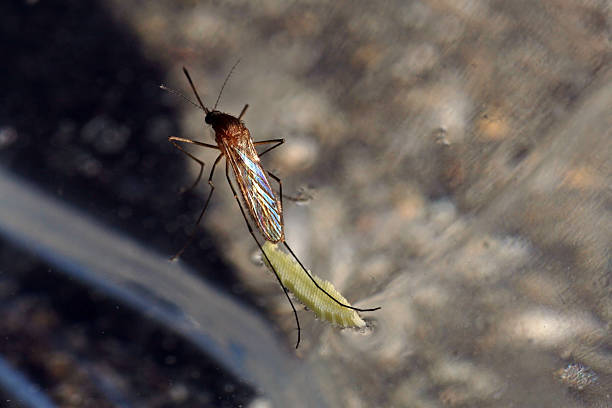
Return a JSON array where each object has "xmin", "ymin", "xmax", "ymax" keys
[{"xmin": 226, "ymin": 144, "xmax": 284, "ymax": 243}]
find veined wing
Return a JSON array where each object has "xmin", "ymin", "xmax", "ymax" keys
[{"xmin": 227, "ymin": 145, "xmax": 283, "ymax": 242}]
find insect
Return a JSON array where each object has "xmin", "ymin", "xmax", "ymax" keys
[
  {"xmin": 162, "ymin": 63, "xmax": 380, "ymax": 348},
  {"xmin": 262, "ymin": 241, "xmax": 367, "ymax": 328}
]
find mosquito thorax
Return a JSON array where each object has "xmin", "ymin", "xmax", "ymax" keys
[{"xmin": 205, "ymin": 111, "xmax": 242, "ymax": 137}]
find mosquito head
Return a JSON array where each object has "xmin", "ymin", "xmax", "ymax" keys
[{"xmin": 204, "ymin": 110, "xmax": 221, "ymax": 125}]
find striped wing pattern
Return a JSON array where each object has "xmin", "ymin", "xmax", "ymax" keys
[{"xmin": 233, "ymin": 148, "xmax": 283, "ymax": 242}]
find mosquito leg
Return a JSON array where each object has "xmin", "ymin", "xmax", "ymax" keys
[
  {"xmin": 257, "ymin": 143, "xmax": 310, "ymax": 202},
  {"xmin": 283, "ymin": 242, "xmax": 381, "ymax": 312},
  {"xmin": 254, "ymin": 138, "xmax": 284, "ymax": 157},
  {"xmin": 168, "ymin": 139, "xmax": 204, "ymax": 193},
  {"xmin": 268, "ymin": 170, "xmax": 381, "ymax": 313},
  {"xmin": 238, "ymin": 104, "xmax": 249, "ymax": 120},
  {"xmin": 225, "ymin": 162, "xmax": 301, "ymax": 349},
  {"xmin": 281, "ymin": 189, "xmax": 314, "ymax": 204},
  {"xmin": 168, "ymin": 136, "xmax": 218, "ymax": 150},
  {"xmin": 170, "ymin": 153, "xmax": 224, "ymax": 261},
  {"xmin": 168, "ymin": 136, "xmax": 219, "ymax": 192}
]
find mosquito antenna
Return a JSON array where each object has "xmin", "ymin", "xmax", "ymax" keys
[
  {"xmin": 213, "ymin": 59, "xmax": 241, "ymax": 110},
  {"xmin": 159, "ymin": 84, "xmax": 203, "ymax": 111},
  {"xmin": 182, "ymin": 67, "xmax": 210, "ymax": 114}
]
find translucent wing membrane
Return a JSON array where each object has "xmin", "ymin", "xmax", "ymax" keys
[{"xmin": 230, "ymin": 147, "xmax": 283, "ymax": 242}]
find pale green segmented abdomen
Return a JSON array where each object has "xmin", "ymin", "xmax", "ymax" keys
[{"xmin": 262, "ymin": 242, "xmax": 366, "ymax": 328}]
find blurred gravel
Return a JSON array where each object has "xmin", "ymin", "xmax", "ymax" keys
[{"xmin": 1, "ymin": 0, "xmax": 611, "ymax": 407}]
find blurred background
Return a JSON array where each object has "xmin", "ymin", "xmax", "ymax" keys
[{"xmin": 0, "ymin": 0, "xmax": 610, "ymax": 407}]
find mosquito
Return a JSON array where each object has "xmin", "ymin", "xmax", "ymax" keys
[{"xmin": 162, "ymin": 63, "xmax": 380, "ymax": 348}]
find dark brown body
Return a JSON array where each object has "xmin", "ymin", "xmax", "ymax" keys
[{"xmin": 207, "ymin": 111, "xmax": 284, "ymax": 243}]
